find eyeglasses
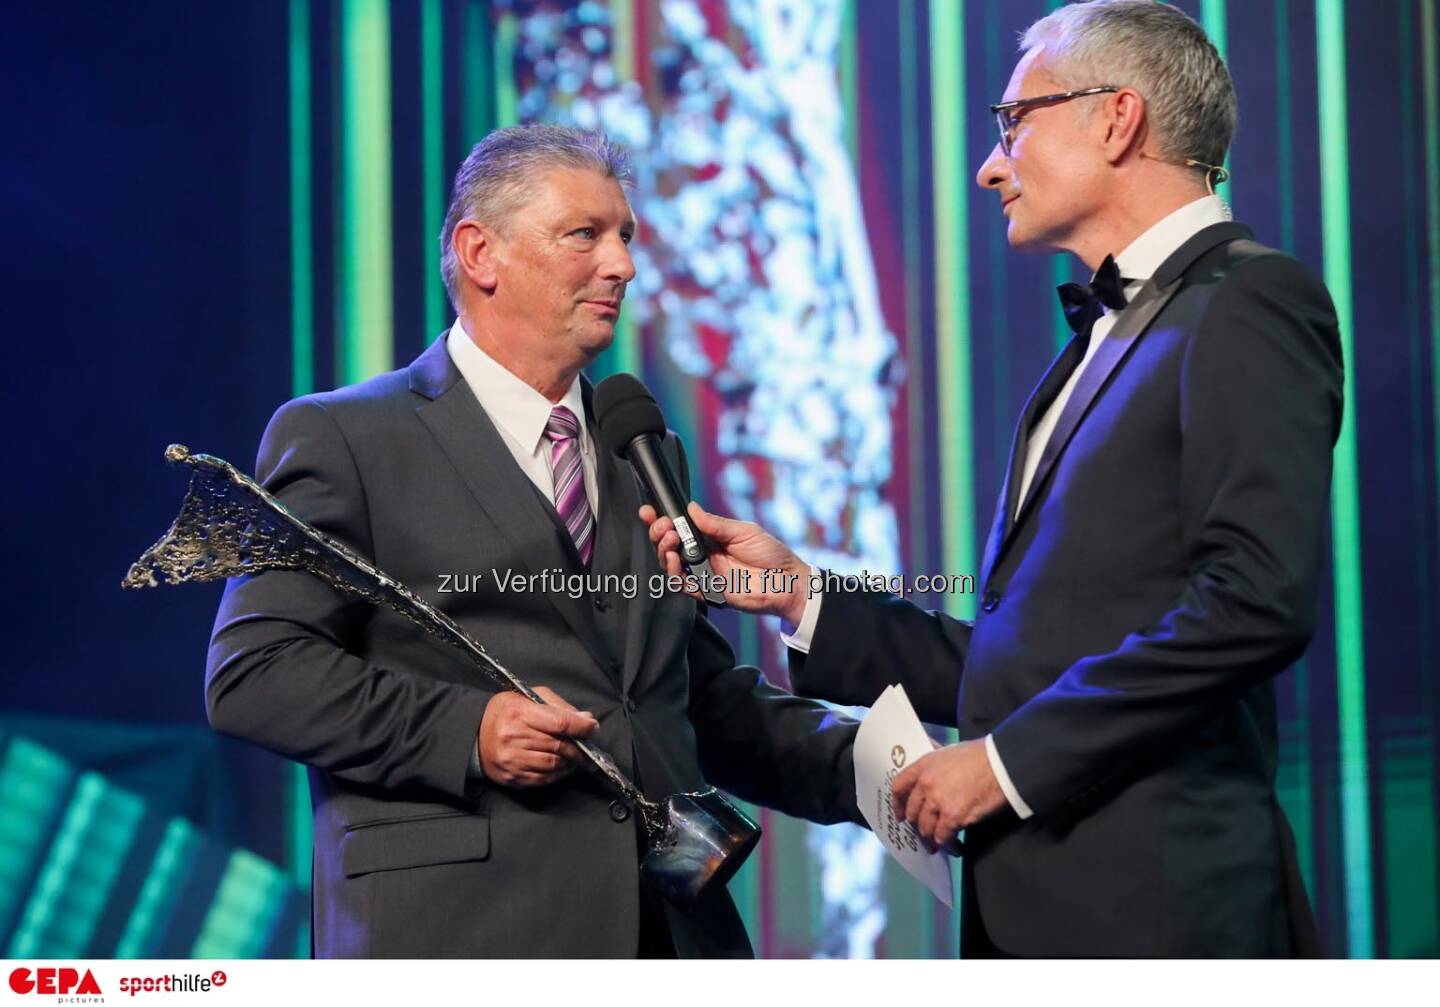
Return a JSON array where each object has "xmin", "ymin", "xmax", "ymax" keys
[{"xmin": 990, "ymin": 86, "xmax": 1119, "ymax": 156}]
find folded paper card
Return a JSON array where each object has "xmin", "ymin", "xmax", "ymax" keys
[{"xmin": 853, "ymin": 684, "xmax": 955, "ymax": 907}]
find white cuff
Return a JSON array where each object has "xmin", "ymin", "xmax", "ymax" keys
[
  {"xmin": 984, "ymin": 733, "xmax": 1033, "ymax": 820},
  {"xmin": 778, "ymin": 566, "xmax": 823, "ymax": 654}
]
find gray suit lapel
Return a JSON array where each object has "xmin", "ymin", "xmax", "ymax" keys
[
  {"xmin": 409, "ymin": 338, "xmax": 614, "ymax": 677},
  {"xmin": 586, "ymin": 419, "xmax": 660, "ymax": 693}
]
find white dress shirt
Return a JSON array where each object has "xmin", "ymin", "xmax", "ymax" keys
[
  {"xmin": 447, "ymin": 320, "xmax": 602, "ymax": 781},
  {"xmin": 445, "ymin": 320, "xmax": 599, "ymax": 518},
  {"xmin": 785, "ymin": 195, "xmax": 1232, "ymax": 820}
]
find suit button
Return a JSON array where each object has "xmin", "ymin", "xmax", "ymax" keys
[
  {"xmin": 609, "ymin": 800, "xmax": 630, "ymax": 823},
  {"xmin": 626, "ymin": 698, "xmax": 637, "ymax": 713},
  {"xmin": 981, "ymin": 589, "xmax": 1001, "ymax": 612},
  {"xmin": 609, "ymin": 659, "xmax": 622, "ymax": 675},
  {"xmin": 593, "ymin": 597, "xmax": 608, "ymax": 612}
]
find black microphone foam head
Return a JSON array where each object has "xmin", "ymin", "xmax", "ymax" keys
[{"xmin": 594, "ymin": 372, "xmax": 666, "ymax": 458}]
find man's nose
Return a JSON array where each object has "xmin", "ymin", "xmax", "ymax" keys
[
  {"xmin": 602, "ymin": 236, "xmax": 636, "ymax": 283},
  {"xmin": 976, "ymin": 142, "xmax": 1010, "ymax": 190}
]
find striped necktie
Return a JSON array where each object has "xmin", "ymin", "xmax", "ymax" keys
[{"xmin": 544, "ymin": 405, "xmax": 595, "ymax": 566}]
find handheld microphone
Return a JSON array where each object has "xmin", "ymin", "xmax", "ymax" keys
[{"xmin": 594, "ymin": 373, "xmax": 726, "ymax": 606}]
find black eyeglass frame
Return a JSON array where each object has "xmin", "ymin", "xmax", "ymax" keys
[{"xmin": 990, "ymin": 86, "xmax": 1119, "ymax": 156}]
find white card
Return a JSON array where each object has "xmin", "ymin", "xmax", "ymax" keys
[{"xmin": 852, "ymin": 684, "xmax": 955, "ymax": 907}]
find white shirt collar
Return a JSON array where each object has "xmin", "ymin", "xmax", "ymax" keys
[
  {"xmin": 444, "ymin": 320, "xmax": 588, "ymax": 456},
  {"xmin": 1111, "ymin": 194, "xmax": 1231, "ymax": 287}
]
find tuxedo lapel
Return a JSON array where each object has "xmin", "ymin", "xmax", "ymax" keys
[
  {"xmin": 981, "ymin": 336, "xmax": 1085, "ymax": 587},
  {"xmin": 982, "ymin": 221, "xmax": 1256, "ymax": 583},
  {"xmin": 1006, "ymin": 336, "xmax": 1086, "ymax": 527},
  {"xmin": 1008, "ymin": 275, "xmax": 1180, "ymax": 529},
  {"xmin": 408, "ymin": 338, "xmax": 614, "ymax": 676}
]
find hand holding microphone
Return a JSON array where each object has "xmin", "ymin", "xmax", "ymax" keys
[
  {"xmin": 639, "ymin": 501, "xmax": 811, "ymax": 624},
  {"xmin": 594, "ymin": 374, "xmax": 810, "ymax": 620}
]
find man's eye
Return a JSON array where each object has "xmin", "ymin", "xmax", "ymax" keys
[
  {"xmin": 572, "ymin": 227, "xmax": 596, "ymax": 239},
  {"xmin": 620, "ymin": 231, "xmax": 634, "ymax": 245}
]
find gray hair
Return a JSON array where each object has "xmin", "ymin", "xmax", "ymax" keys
[
  {"xmin": 439, "ymin": 124, "xmax": 632, "ymax": 310},
  {"xmin": 1021, "ymin": 0, "xmax": 1236, "ymax": 173}
]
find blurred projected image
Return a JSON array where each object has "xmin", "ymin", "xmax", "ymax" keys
[{"xmin": 496, "ymin": 0, "xmax": 900, "ymax": 956}]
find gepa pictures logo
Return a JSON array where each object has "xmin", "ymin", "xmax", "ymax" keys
[{"xmin": 8, "ymin": 967, "xmax": 103, "ymax": 997}]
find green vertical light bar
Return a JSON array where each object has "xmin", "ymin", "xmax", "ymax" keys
[
  {"xmin": 284, "ymin": 762, "xmax": 309, "ymax": 957},
  {"xmin": 1045, "ymin": 0, "xmax": 1068, "ymax": 352},
  {"xmin": 290, "ymin": 0, "xmax": 314, "ymax": 395},
  {"xmin": 338, "ymin": 0, "xmax": 394, "ymax": 384},
  {"xmin": 1421, "ymin": 0, "xmax": 1440, "ymax": 957},
  {"xmin": 1424, "ymin": 0, "xmax": 1440, "ymax": 571},
  {"xmin": 422, "ymin": 0, "xmax": 446, "ymax": 342},
  {"xmin": 1391, "ymin": 0, "xmax": 1439, "ymax": 960},
  {"xmin": 0, "ymin": 740, "xmax": 71, "ymax": 934},
  {"xmin": 115, "ymin": 818, "xmax": 200, "ymax": 958},
  {"xmin": 288, "ymin": 0, "xmax": 316, "ymax": 959},
  {"xmin": 191, "ymin": 850, "xmax": 291, "ymax": 958},
  {"xmin": 1275, "ymin": 0, "xmax": 1295, "ymax": 251},
  {"xmin": 898, "ymin": 0, "xmax": 928, "ymax": 575},
  {"xmin": 1271, "ymin": 0, "xmax": 1313, "ymax": 901},
  {"xmin": 841, "ymin": 0, "xmax": 859, "ymax": 162},
  {"xmin": 1382, "ymin": 741, "xmax": 1439, "ymax": 956},
  {"xmin": 1199, "ymin": 0, "xmax": 1231, "ymax": 203},
  {"xmin": 612, "ymin": 0, "xmax": 635, "ymax": 86},
  {"xmin": 8, "ymin": 774, "xmax": 144, "ymax": 958},
  {"xmin": 929, "ymin": 5, "xmax": 972, "ymax": 954},
  {"xmin": 1201, "ymin": 0, "xmax": 1228, "ymax": 59},
  {"xmin": 608, "ymin": 1, "xmax": 640, "ymax": 379},
  {"xmin": 1316, "ymin": 0, "xmax": 1373, "ymax": 959},
  {"xmin": 1051, "ymin": 255, "xmax": 1072, "ymax": 351},
  {"xmin": 982, "ymin": 0, "xmax": 1010, "ymax": 466},
  {"xmin": 494, "ymin": 14, "xmax": 519, "ymax": 129},
  {"xmin": 462, "ymin": 0, "xmax": 494, "ymax": 145},
  {"xmin": 930, "ymin": 0, "xmax": 974, "ymax": 621}
]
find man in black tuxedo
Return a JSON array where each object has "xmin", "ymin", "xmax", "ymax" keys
[
  {"xmin": 206, "ymin": 125, "xmax": 861, "ymax": 958},
  {"xmin": 644, "ymin": 0, "xmax": 1338, "ymax": 957}
]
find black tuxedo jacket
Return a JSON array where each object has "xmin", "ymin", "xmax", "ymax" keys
[
  {"xmin": 791, "ymin": 223, "xmax": 1340, "ymax": 956},
  {"xmin": 206, "ymin": 335, "xmax": 861, "ymax": 958}
]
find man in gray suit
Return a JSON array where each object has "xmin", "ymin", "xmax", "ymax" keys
[{"xmin": 206, "ymin": 125, "xmax": 861, "ymax": 958}]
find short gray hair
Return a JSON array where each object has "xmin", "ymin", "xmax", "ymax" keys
[
  {"xmin": 439, "ymin": 124, "xmax": 632, "ymax": 310},
  {"xmin": 1021, "ymin": 0, "xmax": 1236, "ymax": 173}
]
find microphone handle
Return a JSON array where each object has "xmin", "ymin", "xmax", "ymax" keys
[
  {"xmin": 627, "ymin": 434, "xmax": 727, "ymax": 606},
  {"xmin": 628, "ymin": 435, "xmax": 706, "ymax": 563}
]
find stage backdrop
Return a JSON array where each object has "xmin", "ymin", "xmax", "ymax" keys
[{"xmin": 2, "ymin": 0, "xmax": 1436, "ymax": 958}]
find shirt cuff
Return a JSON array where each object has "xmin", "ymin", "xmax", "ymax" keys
[
  {"xmin": 778, "ymin": 566, "xmax": 823, "ymax": 653},
  {"xmin": 985, "ymin": 733, "xmax": 1033, "ymax": 820}
]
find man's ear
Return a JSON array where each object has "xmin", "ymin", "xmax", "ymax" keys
[
  {"xmin": 1099, "ymin": 87, "xmax": 1147, "ymax": 166},
  {"xmin": 453, "ymin": 220, "xmax": 499, "ymax": 293}
]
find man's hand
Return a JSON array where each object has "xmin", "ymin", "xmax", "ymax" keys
[
  {"xmin": 890, "ymin": 739, "xmax": 1008, "ymax": 853},
  {"xmin": 477, "ymin": 686, "xmax": 599, "ymax": 788},
  {"xmin": 638, "ymin": 501, "xmax": 810, "ymax": 624}
]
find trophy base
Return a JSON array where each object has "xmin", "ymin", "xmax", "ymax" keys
[{"xmin": 639, "ymin": 789, "xmax": 761, "ymax": 908}]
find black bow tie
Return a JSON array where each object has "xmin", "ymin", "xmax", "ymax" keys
[{"xmin": 1057, "ymin": 254, "xmax": 1130, "ymax": 335}]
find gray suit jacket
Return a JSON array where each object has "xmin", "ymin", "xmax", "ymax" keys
[{"xmin": 206, "ymin": 334, "xmax": 861, "ymax": 958}]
